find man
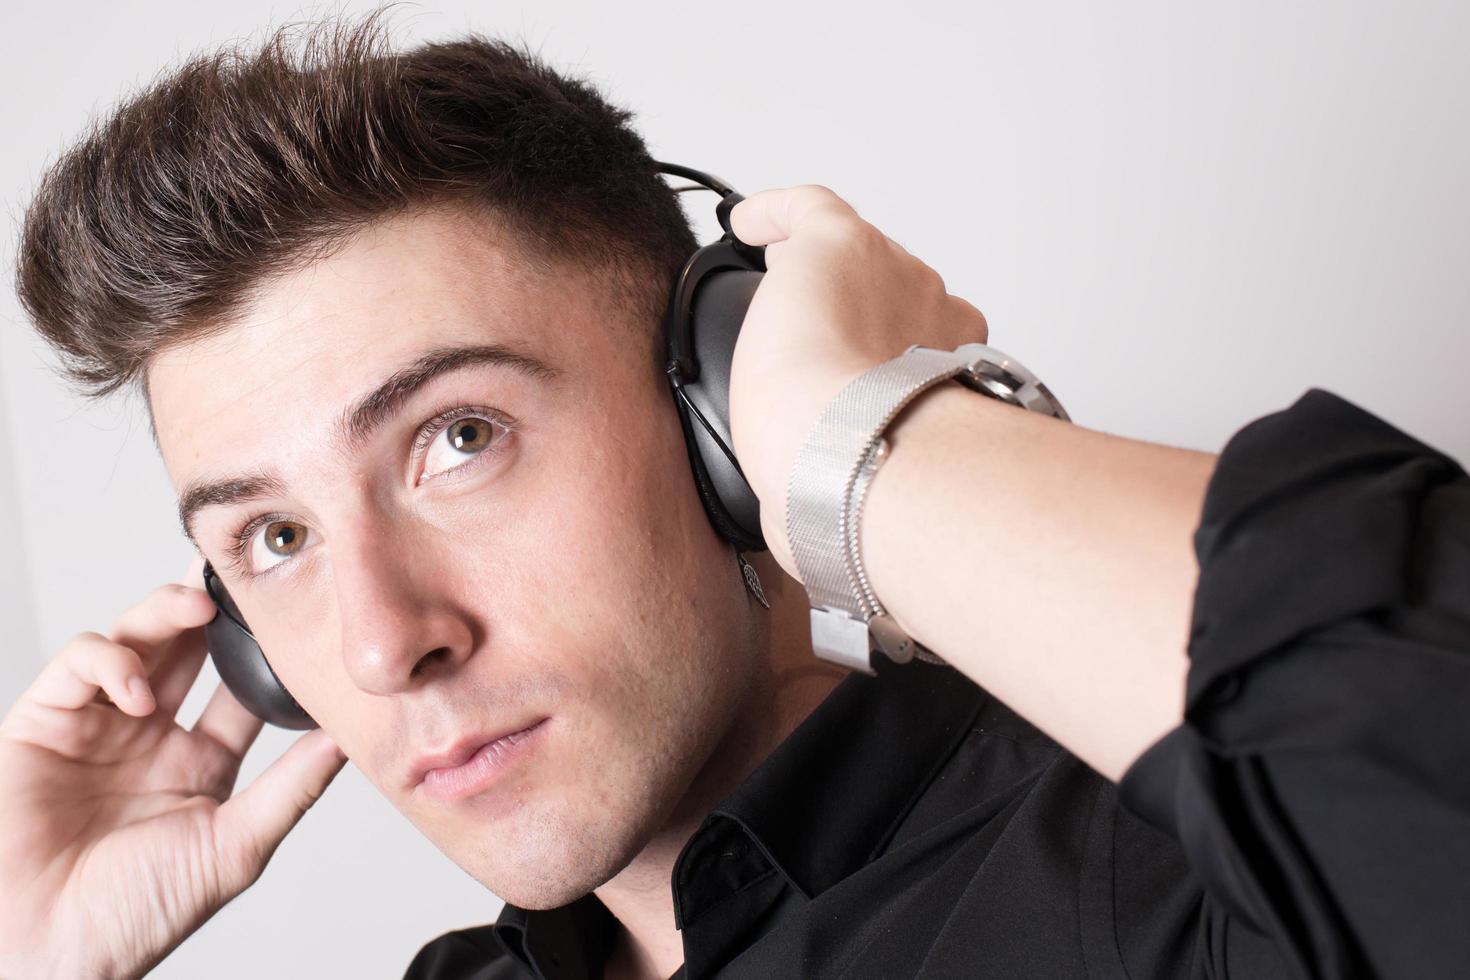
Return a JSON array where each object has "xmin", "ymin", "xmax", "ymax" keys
[{"xmin": 3, "ymin": 16, "xmax": 1468, "ymax": 980}]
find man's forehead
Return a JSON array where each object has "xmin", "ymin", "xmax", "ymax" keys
[
  {"xmin": 143, "ymin": 206, "xmax": 595, "ymax": 534},
  {"xmin": 147, "ymin": 205, "xmax": 578, "ymax": 438}
]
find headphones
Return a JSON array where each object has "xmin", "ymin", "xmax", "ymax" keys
[{"xmin": 201, "ymin": 163, "xmax": 767, "ymax": 729}]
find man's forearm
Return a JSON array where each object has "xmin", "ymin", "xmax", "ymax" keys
[{"xmin": 861, "ymin": 382, "xmax": 1219, "ymax": 782}]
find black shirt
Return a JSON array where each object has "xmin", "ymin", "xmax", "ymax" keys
[{"xmin": 404, "ymin": 389, "xmax": 1470, "ymax": 979}]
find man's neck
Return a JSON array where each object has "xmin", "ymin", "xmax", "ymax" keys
[{"xmin": 595, "ymin": 551, "xmax": 845, "ymax": 980}]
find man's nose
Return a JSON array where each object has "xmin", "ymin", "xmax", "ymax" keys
[{"xmin": 331, "ymin": 528, "xmax": 475, "ymax": 697}]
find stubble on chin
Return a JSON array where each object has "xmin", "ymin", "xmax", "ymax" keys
[{"xmin": 448, "ymin": 768, "xmax": 669, "ymax": 911}]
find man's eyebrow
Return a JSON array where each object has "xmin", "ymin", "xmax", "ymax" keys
[{"xmin": 176, "ymin": 343, "xmax": 561, "ymax": 545}]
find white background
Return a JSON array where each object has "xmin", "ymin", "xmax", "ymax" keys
[{"xmin": 3, "ymin": 1, "xmax": 1468, "ymax": 976}]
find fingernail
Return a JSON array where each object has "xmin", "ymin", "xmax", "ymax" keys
[{"xmin": 129, "ymin": 676, "xmax": 154, "ymax": 707}]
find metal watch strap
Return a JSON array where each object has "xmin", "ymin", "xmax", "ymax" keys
[
  {"xmin": 787, "ymin": 346, "xmax": 979, "ymax": 672},
  {"xmin": 787, "ymin": 342, "xmax": 1070, "ymax": 674},
  {"xmin": 845, "ymin": 435, "xmax": 948, "ymax": 668}
]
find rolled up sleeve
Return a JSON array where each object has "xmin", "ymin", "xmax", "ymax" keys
[{"xmin": 1119, "ymin": 388, "xmax": 1470, "ymax": 980}]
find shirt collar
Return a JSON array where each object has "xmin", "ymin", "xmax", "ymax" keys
[
  {"xmin": 493, "ymin": 892, "xmax": 617, "ymax": 980},
  {"xmin": 681, "ymin": 657, "xmax": 987, "ymax": 907},
  {"xmin": 492, "ymin": 658, "xmax": 987, "ymax": 977}
]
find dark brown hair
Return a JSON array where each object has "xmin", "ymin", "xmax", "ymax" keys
[{"xmin": 14, "ymin": 12, "xmax": 698, "ymax": 402}]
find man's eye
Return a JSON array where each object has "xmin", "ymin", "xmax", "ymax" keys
[
  {"xmin": 227, "ymin": 408, "xmax": 516, "ymax": 580},
  {"xmin": 244, "ymin": 518, "xmax": 314, "ymax": 578},
  {"xmin": 419, "ymin": 412, "xmax": 514, "ymax": 484}
]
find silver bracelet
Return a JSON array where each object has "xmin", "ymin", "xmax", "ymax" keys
[
  {"xmin": 786, "ymin": 342, "xmax": 1070, "ymax": 674},
  {"xmin": 846, "ymin": 434, "xmax": 948, "ymax": 665}
]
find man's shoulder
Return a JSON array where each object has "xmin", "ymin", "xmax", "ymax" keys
[{"xmin": 403, "ymin": 924, "xmax": 530, "ymax": 980}]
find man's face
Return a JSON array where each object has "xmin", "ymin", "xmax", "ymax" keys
[{"xmin": 147, "ymin": 206, "xmax": 761, "ymax": 908}]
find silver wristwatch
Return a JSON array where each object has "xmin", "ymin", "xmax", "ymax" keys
[{"xmin": 786, "ymin": 342, "xmax": 1070, "ymax": 674}]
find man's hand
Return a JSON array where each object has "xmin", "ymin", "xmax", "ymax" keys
[
  {"xmin": 0, "ymin": 556, "xmax": 348, "ymax": 979},
  {"xmin": 727, "ymin": 185, "xmax": 989, "ymax": 575}
]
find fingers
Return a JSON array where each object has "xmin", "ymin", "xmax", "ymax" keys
[
  {"xmin": 149, "ymin": 638, "xmax": 210, "ymax": 720},
  {"xmin": 106, "ymin": 582, "xmax": 216, "ymax": 654},
  {"xmin": 945, "ymin": 294, "xmax": 991, "ymax": 344},
  {"xmin": 104, "ymin": 582, "xmax": 216, "ymax": 723},
  {"xmin": 15, "ymin": 555, "xmax": 218, "ymax": 725},
  {"xmin": 177, "ymin": 553, "xmax": 207, "ymax": 590},
  {"xmin": 109, "ymin": 555, "xmax": 216, "ymax": 718},
  {"xmin": 212, "ymin": 728, "xmax": 348, "ymax": 891},
  {"xmin": 729, "ymin": 185, "xmax": 860, "ymax": 247},
  {"xmin": 4, "ymin": 555, "xmax": 219, "ymax": 746},
  {"xmin": 26, "ymin": 632, "xmax": 155, "ymax": 716},
  {"xmin": 191, "ymin": 683, "xmax": 264, "ymax": 758},
  {"xmin": 760, "ymin": 238, "xmax": 791, "ymax": 271}
]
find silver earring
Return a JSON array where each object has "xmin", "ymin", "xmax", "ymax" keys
[{"xmin": 735, "ymin": 551, "xmax": 770, "ymax": 609}]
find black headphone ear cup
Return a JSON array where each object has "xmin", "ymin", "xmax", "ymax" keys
[
  {"xmin": 202, "ymin": 564, "xmax": 317, "ymax": 730},
  {"xmin": 665, "ymin": 240, "xmax": 767, "ymax": 551},
  {"xmin": 674, "ymin": 393, "xmax": 765, "ymax": 551}
]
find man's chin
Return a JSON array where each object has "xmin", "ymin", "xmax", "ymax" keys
[
  {"xmin": 494, "ymin": 877, "xmax": 606, "ymax": 912},
  {"xmin": 465, "ymin": 844, "xmax": 634, "ymax": 911},
  {"xmin": 419, "ymin": 803, "xmax": 652, "ymax": 911}
]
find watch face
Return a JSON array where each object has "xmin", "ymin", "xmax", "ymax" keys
[{"xmin": 956, "ymin": 345, "xmax": 1070, "ymax": 422}]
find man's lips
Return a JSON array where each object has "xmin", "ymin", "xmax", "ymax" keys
[{"xmin": 407, "ymin": 718, "xmax": 548, "ymax": 791}]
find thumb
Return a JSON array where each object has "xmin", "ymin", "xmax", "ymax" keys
[
  {"xmin": 212, "ymin": 728, "xmax": 349, "ymax": 892},
  {"xmin": 729, "ymin": 185, "xmax": 856, "ymax": 247}
]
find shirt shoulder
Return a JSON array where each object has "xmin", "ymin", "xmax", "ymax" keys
[{"xmin": 1121, "ymin": 387, "xmax": 1470, "ymax": 979}]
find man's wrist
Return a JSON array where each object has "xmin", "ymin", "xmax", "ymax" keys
[
  {"xmin": 857, "ymin": 381, "xmax": 996, "ymax": 649},
  {"xmin": 785, "ymin": 340, "xmax": 1071, "ymax": 673},
  {"xmin": 786, "ymin": 346, "xmax": 1000, "ymax": 671}
]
